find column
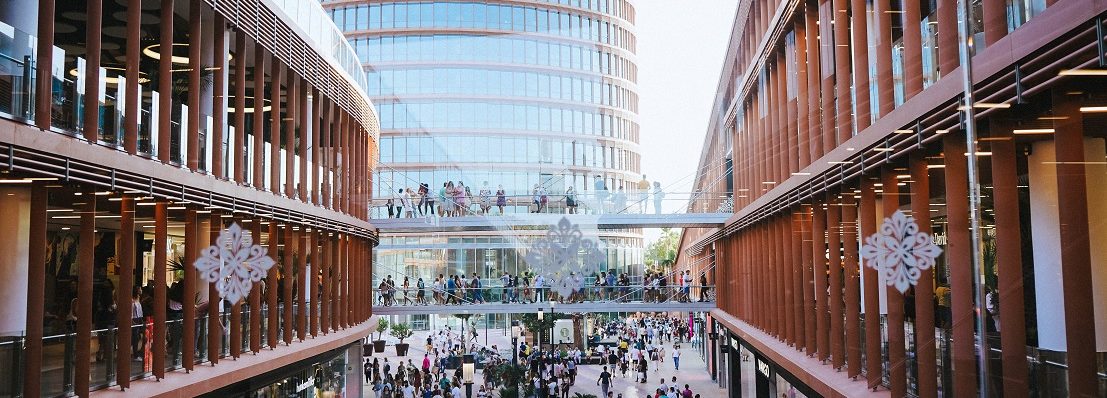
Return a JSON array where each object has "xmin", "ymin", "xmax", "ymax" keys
[
  {"xmin": 186, "ymin": 0, "xmax": 201, "ymax": 170},
  {"xmin": 285, "ymin": 73, "xmax": 297, "ymax": 198},
  {"xmin": 851, "ymin": 0, "xmax": 871, "ymax": 131},
  {"xmin": 75, "ymin": 190, "xmax": 95, "ymax": 396},
  {"xmin": 903, "ymin": 0, "xmax": 924, "ymax": 98},
  {"xmin": 988, "ymin": 123, "xmax": 1028, "ymax": 398},
  {"xmin": 841, "ymin": 190, "xmax": 862, "ymax": 377},
  {"xmin": 833, "ymin": 0, "xmax": 853, "ymax": 144},
  {"xmin": 115, "ymin": 196, "xmax": 135, "ymax": 388},
  {"xmin": 784, "ymin": 214, "xmax": 797, "ymax": 345},
  {"xmin": 873, "ymin": 0, "xmax": 895, "ymax": 116},
  {"xmin": 233, "ymin": 32, "xmax": 246, "ymax": 184},
  {"xmin": 153, "ymin": 202, "xmax": 168, "ymax": 379},
  {"xmin": 943, "ymin": 133, "xmax": 978, "ymax": 397},
  {"xmin": 937, "ymin": 0, "xmax": 959, "ymax": 75},
  {"xmin": 310, "ymin": 230, "xmax": 320, "ymax": 337},
  {"xmin": 34, "ymin": 0, "xmax": 54, "ymax": 129},
  {"xmin": 124, "ymin": 0, "xmax": 141, "ymax": 154},
  {"xmin": 321, "ymin": 232, "xmax": 331, "ymax": 334},
  {"xmin": 983, "ymin": 0, "xmax": 1007, "ymax": 46},
  {"xmin": 249, "ymin": 220, "xmax": 263, "ymax": 353},
  {"xmin": 811, "ymin": 200, "xmax": 829, "ymax": 360},
  {"xmin": 282, "ymin": 224, "xmax": 293, "ymax": 344},
  {"xmin": 805, "ymin": 0, "xmax": 823, "ymax": 160},
  {"xmin": 800, "ymin": 204, "xmax": 816, "ymax": 355},
  {"xmin": 791, "ymin": 211, "xmax": 806, "ymax": 352},
  {"xmin": 23, "ymin": 183, "xmax": 48, "ymax": 398},
  {"xmin": 252, "ymin": 46, "xmax": 265, "ymax": 189},
  {"xmin": 882, "ymin": 169, "xmax": 907, "ymax": 397},
  {"xmin": 910, "ymin": 153, "xmax": 937, "ymax": 398},
  {"xmin": 1027, "ymin": 91, "xmax": 1100, "ymax": 397},
  {"xmin": 266, "ymin": 220, "xmax": 278, "ymax": 348},
  {"xmin": 183, "ymin": 209, "xmax": 198, "ymax": 370},
  {"xmin": 207, "ymin": 213, "xmax": 222, "ymax": 364},
  {"xmin": 827, "ymin": 192, "xmax": 844, "ymax": 368},
  {"xmin": 794, "ymin": 16, "xmax": 811, "ymax": 168},
  {"xmin": 270, "ymin": 61, "xmax": 282, "ymax": 194},
  {"xmin": 296, "ymin": 226, "xmax": 307, "ymax": 341},
  {"xmin": 299, "ymin": 79, "xmax": 309, "ymax": 202},
  {"xmin": 859, "ymin": 177, "xmax": 882, "ymax": 389},
  {"xmin": 230, "ymin": 221, "xmax": 243, "ymax": 356},
  {"xmin": 312, "ymin": 91, "xmax": 322, "ymax": 205},
  {"xmin": 212, "ymin": 15, "xmax": 227, "ymax": 179},
  {"xmin": 157, "ymin": 0, "xmax": 173, "ymax": 163},
  {"xmin": 83, "ymin": 0, "xmax": 102, "ymax": 143}
]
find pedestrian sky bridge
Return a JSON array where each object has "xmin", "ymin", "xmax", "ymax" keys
[
  {"xmin": 369, "ymin": 190, "xmax": 733, "ymax": 232},
  {"xmin": 373, "ymin": 300, "xmax": 717, "ymax": 315},
  {"xmin": 371, "ymin": 212, "xmax": 731, "ymax": 232}
]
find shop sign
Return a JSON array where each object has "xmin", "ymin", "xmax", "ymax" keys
[
  {"xmin": 296, "ymin": 377, "xmax": 314, "ymax": 392},
  {"xmin": 860, "ymin": 210, "xmax": 942, "ymax": 294},
  {"xmin": 756, "ymin": 358, "xmax": 771, "ymax": 378},
  {"xmin": 193, "ymin": 223, "xmax": 277, "ymax": 304}
]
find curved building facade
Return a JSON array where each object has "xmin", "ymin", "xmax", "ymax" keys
[
  {"xmin": 0, "ymin": 0, "xmax": 379, "ymax": 396},
  {"xmin": 327, "ymin": 0, "xmax": 645, "ymax": 317}
]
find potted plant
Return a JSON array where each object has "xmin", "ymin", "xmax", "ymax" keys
[
  {"xmin": 373, "ymin": 318, "xmax": 389, "ymax": 353},
  {"xmin": 390, "ymin": 322, "xmax": 414, "ymax": 356}
]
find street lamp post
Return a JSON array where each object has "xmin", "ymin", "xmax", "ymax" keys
[
  {"xmin": 708, "ymin": 331, "xmax": 718, "ymax": 381},
  {"xmin": 462, "ymin": 353, "xmax": 475, "ymax": 398},
  {"xmin": 511, "ymin": 320, "xmax": 522, "ymax": 365}
]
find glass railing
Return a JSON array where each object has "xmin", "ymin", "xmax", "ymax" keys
[
  {"xmin": 372, "ymin": 285, "xmax": 716, "ymax": 307},
  {"xmin": 369, "ymin": 191, "xmax": 734, "ymax": 219},
  {"xmin": 0, "ymin": 20, "xmax": 36, "ymax": 122}
]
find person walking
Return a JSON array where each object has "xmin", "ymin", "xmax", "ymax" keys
[
  {"xmin": 479, "ymin": 181, "xmax": 493, "ymax": 215},
  {"xmin": 597, "ymin": 366, "xmax": 612, "ymax": 398},
  {"xmin": 495, "ymin": 185, "xmax": 507, "ymax": 215},
  {"xmin": 565, "ymin": 186, "xmax": 578, "ymax": 214},
  {"xmin": 652, "ymin": 182, "xmax": 665, "ymax": 214},
  {"xmin": 613, "ymin": 186, "xmax": 627, "ymax": 213},
  {"xmin": 637, "ymin": 175, "xmax": 650, "ymax": 213},
  {"xmin": 593, "ymin": 175, "xmax": 608, "ymax": 214},
  {"xmin": 672, "ymin": 344, "xmax": 681, "ymax": 370},
  {"xmin": 393, "ymin": 189, "xmax": 406, "ymax": 219},
  {"xmin": 438, "ymin": 182, "xmax": 448, "ymax": 217}
]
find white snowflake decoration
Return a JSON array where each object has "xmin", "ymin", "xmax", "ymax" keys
[
  {"xmin": 193, "ymin": 223, "xmax": 277, "ymax": 304},
  {"xmin": 524, "ymin": 217, "xmax": 605, "ymax": 298},
  {"xmin": 860, "ymin": 210, "xmax": 942, "ymax": 294}
]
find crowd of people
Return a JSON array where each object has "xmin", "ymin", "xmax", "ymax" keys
[
  {"xmin": 383, "ymin": 175, "xmax": 667, "ymax": 218},
  {"xmin": 364, "ymin": 313, "xmax": 708, "ymax": 398},
  {"xmin": 374, "ymin": 270, "xmax": 712, "ymax": 307}
]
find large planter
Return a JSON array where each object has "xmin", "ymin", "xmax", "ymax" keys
[
  {"xmin": 395, "ymin": 343, "xmax": 409, "ymax": 356},
  {"xmin": 372, "ymin": 340, "xmax": 386, "ymax": 353}
]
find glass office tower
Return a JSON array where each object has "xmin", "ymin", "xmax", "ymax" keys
[{"xmin": 325, "ymin": 0, "xmax": 644, "ymax": 309}]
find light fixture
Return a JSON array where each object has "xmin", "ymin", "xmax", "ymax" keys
[
  {"xmin": 69, "ymin": 67, "xmax": 150, "ymax": 84},
  {"xmin": 537, "ymin": 307, "xmax": 544, "ymax": 320},
  {"xmin": 511, "ymin": 324, "xmax": 522, "ymax": 339},
  {"xmin": 0, "ymin": 179, "xmax": 32, "ymax": 184},
  {"xmin": 462, "ymin": 354, "xmax": 475, "ymax": 383},
  {"xmin": 1012, "ymin": 128, "xmax": 1055, "ymax": 134},
  {"xmin": 1079, "ymin": 106, "xmax": 1107, "ymax": 113},
  {"xmin": 143, "ymin": 43, "xmax": 233, "ymax": 65},
  {"xmin": 1058, "ymin": 69, "xmax": 1107, "ymax": 76}
]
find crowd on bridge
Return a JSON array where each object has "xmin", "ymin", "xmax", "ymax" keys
[
  {"xmin": 375, "ymin": 269, "xmax": 712, "ymax": 307},
  {"xmin": 384, "ymin": 175, "xmax": 667, "ymax": 218}
]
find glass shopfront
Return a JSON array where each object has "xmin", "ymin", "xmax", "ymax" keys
[
  {"xmin": 718, "ymin": 324, "xmax": 817, "ymax": 398},
  {"xmin": 201, "ymin": 344, "xmax": 354, "ymax": 398}
]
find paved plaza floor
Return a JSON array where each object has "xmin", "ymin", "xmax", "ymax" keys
[{"xmin": 361, "ymin": 321, "xmax": 727, "ymax": 398}]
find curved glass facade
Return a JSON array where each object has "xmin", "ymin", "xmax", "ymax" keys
[{"xmin": 327, "ymin": 0, "xmax": 643, "ymax": 289}]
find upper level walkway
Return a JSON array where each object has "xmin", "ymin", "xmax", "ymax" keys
[
  {"xmin": 373, "ymin": 300, "xmax": 716, "ymax": 315},
  {"xmin": 371, "ymin": 212, "xmax": 731, "ymax": 232},
  {"xmin": 372, "ymin": 285, "xmax": 718, "ymax": 315},
  {"xmin": 370, "ymin": 191, "xmax": 732, "ymax": 232}
]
